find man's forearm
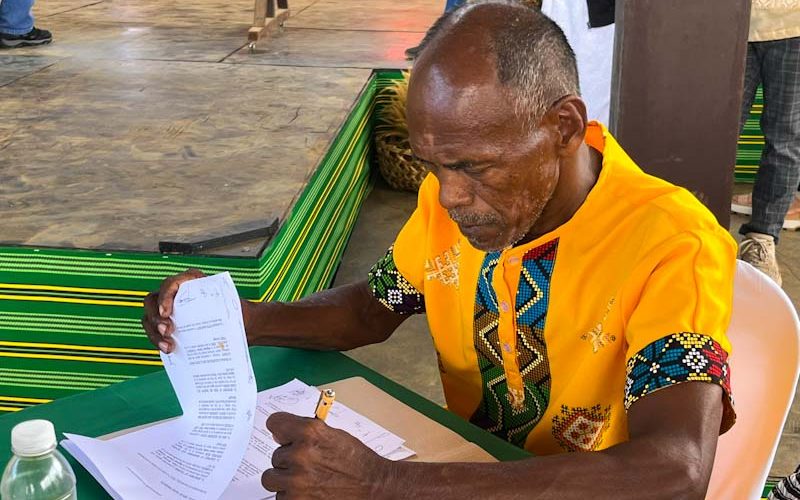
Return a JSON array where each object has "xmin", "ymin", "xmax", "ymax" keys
[
  {"xmin": 243, "ymin": 281, "xmax": 407, "ymax": 351},
  {"xmin": 378, "ymin": 383, "xmax": 724, "ymax": 500},
  {"xmin": 380, "ymin": 437, "xmax": 709, "ymax": 500}
]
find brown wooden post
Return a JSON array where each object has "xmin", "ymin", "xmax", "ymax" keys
[
  {"xmin": 254, "ymin": 0, "xmax": 268, "ymax": 27},
  {"xmin": 609, "ymin": 0, "xmax": 752, "ymax": 227},
  {"xmin": 249, "ymin": 0, "xmax": 290, "ymax": 45}
]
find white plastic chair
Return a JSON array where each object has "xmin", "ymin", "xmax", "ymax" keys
[{"xmin": 706, "ymin": 261, "xmax": 800, "ymax": 499}]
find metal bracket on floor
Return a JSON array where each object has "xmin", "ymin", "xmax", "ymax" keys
[{"xmin": 158, "ymin": 217, "xmax": 280, "ymax": 255}]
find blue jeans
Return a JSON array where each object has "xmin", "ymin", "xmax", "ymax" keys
[
  {"xmin": 0, "ymin": 0, "xmax": 35, "ymax": 35},
  {"xmin": 445, "ymin": 0, "xmax": 464, "ymax": 12},
  {"xmin": 739, "ymin": 37, "xmax": 800, "ymax": 243}
]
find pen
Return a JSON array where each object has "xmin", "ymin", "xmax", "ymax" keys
[{"xmin": 314, "ymin": 389, "xmax": 336, "ymax": 421}]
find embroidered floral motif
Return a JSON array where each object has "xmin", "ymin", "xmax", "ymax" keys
[
  {"xmin": 424, "ymin": 243, "xmax": 461, "ymax": 289},
  {"xmin": 368, "ymin": 246, "xmax": 425, "ymax": 315},
  {"xmin": 552, "ymin": 404, "xmax": 612, "ymax": 452},
  {"xmin": 581, "ymin": 297, "xmax": 617, "ymax": 353}
]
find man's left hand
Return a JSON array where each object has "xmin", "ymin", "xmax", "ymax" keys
[{"xmin": 261, "ymin": 412, "xmax": 392, "ymax": 499}]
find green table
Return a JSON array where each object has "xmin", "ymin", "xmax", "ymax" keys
[{"xmin": 0, "ymin": 347, "xmax": 529, "ymax": 498}]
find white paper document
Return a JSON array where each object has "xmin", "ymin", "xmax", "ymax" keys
[
  {"xmin": 63, "ymin": 272, "xmax": 256, "ymax": 499},
  {"xmin": 61, "ymin": 272, "xmax": 414, "ymax": 500},
  {"xmin": 220, "ymin": 379, "xmax": 415, "ymax": 500}
]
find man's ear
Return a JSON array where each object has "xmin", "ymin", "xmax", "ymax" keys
[{"xmin": 548, "ymin": 95, "xmax": 588, "ymax": 156}]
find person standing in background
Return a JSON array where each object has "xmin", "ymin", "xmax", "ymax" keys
[
  {"xmin": 539, "ymin": 0, "xmax": 614, "ymax": 124},
  {"xmin": 407, "ymin": 0, "xmax": 546, "ymax": 59},
  {"xmin": 733, "ymin": 0, "xmax": 800, "ymax": 286},
  {"xmin": 407, "ymin": 1, "xmax": 615, "ymax": 125},
  {"xmin": 0, "ymin": 0, "xmax": 52, "ymax": 48}
]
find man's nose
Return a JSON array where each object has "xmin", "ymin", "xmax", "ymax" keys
[{"xmin": 437, "ymin": 169, "xmax": 473, "ymax": 211}]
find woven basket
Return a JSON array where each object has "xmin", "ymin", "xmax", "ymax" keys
[{"xmin": 374, "ymin": 71, "xmax": 428, "ymax": 192}]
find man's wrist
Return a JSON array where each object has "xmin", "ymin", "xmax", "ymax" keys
[
  {"xmin": 241, "ymin": 298, "xmax": 260, "ymax": 345},
  {"xmin": 373, "ymin": 457, "xmax": 404, "ymax": 499}
]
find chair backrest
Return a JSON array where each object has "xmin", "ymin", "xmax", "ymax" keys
[{"xmin": 706, "ymin": 261, "xmax": 800, "ymax": 499}]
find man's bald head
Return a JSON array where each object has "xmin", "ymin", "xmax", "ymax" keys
[
  {"xmin": 412, "ymin": 0, "xmax": 579, "ymax": 129},
  {"xmin": 405, "ymin": 1, "xmax": 593, "ymax": 252}
]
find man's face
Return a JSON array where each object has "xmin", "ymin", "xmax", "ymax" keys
[{"xmin": 407, "ymin": 68, "xmax": 560, "ymax": 252}]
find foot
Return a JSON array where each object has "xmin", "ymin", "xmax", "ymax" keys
[
  {"xmin": 730, "ymin": 192, "xmax": 753, "ymax": 215},
  {"xmin": 0, "ymin": 27, "xmax": 52, "ymax": 49},
  {"xmin": 784, "ymin": 196, "xmax": 800, "ymax": 230},
  {"xmin": 731, "ymin": 192, "xmax": 800, "ymax": 230},
  {"xmin": 739, "ymin": 232, "xmax": 782, "ymax": 286}
]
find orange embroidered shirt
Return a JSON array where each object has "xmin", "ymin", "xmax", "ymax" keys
[{"xmin": 368, "ymin": 123, "xmax": 736, "ymax": 454}]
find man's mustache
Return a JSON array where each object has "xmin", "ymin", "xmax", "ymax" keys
[{"xmin": 448, "ymin": 210, "xmax": 501, "ymax": 226}]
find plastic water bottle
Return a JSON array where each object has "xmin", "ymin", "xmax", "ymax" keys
[{"xmin": 0, "ymin": 420, "xmax": 76, "ymax": 500}]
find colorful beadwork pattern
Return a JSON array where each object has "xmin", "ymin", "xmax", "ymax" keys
[
  {"xmin": 552, "ymin": 404, "xmax": 613, "ymax": 452},
  {"xmin": 625, "ymin": 332, "xmax": 732, "ymax": 409},
  {"xmin": 470, "ymin": 239, "xmax": 558, "ymax": 448},
  {"xmin": 368, "ymin": 246, "xmax": 426, "ymax": 315}
]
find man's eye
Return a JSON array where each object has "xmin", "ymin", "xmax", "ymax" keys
[{"xmin": 465, "ymin": 164, "xmax": 491, "ymax": 175}]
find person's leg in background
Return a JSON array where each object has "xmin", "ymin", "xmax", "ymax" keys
[
  {"xmin": 0, "ymin": 0, "xmax": 34, "ymax": 36},
  {"xmin": 739, "ymin": 44, "xmax": 762, "ymax": 150},
  {"xmin": 444, "ymin": 0, "xmax": 464, "ymax": 11},
  {"xmin": 731, "ymin": 43, "xmax": 764, "ymax": 215},
  {"xmin": 738, "ymin": 36, "xmax": 800, "ymax": 286},
  {"xmin": 732, "ymin": 43, "xmax": 800, "ymax": 223},
  {"xmin": 0, "ymin": 0, "xmax": 52, "ymax": 48}
]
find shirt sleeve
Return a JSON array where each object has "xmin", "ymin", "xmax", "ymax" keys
[
  {"xmin": 367, "ymin": 175, "xmax": 437, "ymax": 315},
  {"xmin": 622, "ymin": 228, "xmax": 737, "ymax": 434}
]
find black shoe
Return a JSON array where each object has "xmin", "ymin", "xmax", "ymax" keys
[
  {"xmin": 404, "ymin": 44, "xmax": 422, "ymax": 60},
  {"xmin": 0, "ymin": 27, "xmax": 53, "ymax": 48}
]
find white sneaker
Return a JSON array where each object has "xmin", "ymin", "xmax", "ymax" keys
[{"xmin": 738, "ymin": 232, "xmax": 782, "ymax": 286}]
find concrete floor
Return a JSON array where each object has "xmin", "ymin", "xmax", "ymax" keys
[
  {"xmin": 337, "ymin": 180, "xmax": 800, "ymax": 476},
  {"xmin": 0, "ymin": 0, "xmax": 437, "ymax": 254}
]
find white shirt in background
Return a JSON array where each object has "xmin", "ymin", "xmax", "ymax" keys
[{"xmin": 541, "ymin": 0, "xmax": 615, "ymax": 125}]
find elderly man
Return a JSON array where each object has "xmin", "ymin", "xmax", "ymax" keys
[{"xmin": 143, "ymin": 1, "xmax": 736, "ymax": 497}]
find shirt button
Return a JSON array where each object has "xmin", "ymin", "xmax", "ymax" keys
[
  {"xmin": 500, "ymin": 301, "xmax": 510, "ymax": 313},
  {"xmin": 508, "ymin": 256, "xmax": 520, "ymax": 265},
  {"xmin": 502, "ymin": 342, "xmax": 512, "ymax": 353}
]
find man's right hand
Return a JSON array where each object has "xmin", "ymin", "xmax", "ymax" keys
[
  {"xmin": 141, "ymin": 268, "xmax": 207, "ymax": 353},
  {"xmin": 144, "ymin": 275, "xmax": 408, "ymax": 354}
]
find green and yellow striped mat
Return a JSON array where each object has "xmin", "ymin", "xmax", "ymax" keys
[
  {"xmin": 0, "ymin": 70, "xmax": 406, "ymax": 414},
  {"xmin": 736, "ymin": 87, "xmax": 764, "ymax": 183}
]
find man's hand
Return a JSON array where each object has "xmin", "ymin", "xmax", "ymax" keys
[
  {"xmin": 141, "ymin": 268, "xmax": 207, "ymax": 353},
  {"xmin": 142, "ymin": 273, "xmax": 405, "ymax": 354},
  {"xmin": 261, "ymin": 412, "xmax": 391, "ymax": 499}
]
